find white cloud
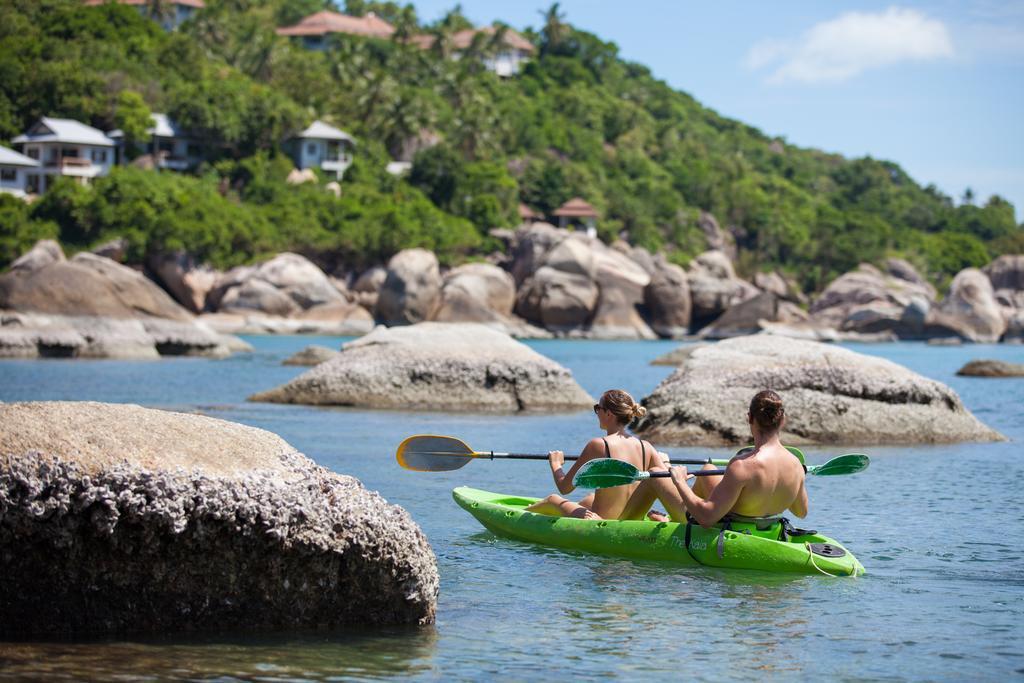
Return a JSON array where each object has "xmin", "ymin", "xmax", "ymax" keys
[{"xmin": 746, "ymin": 7, "xmax": 954, "ymax": 85}]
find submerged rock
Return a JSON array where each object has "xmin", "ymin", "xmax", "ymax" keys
[
  {"xmin": 283, "ymin": 344, "xmax": 340, "ymax": 366},
  {"xmin": 0, "ymin": 401, "xmax": 439, "ymax": 636},
  {"xmin": 635, "ymin": 335, "xmax": 1004, "ymax": 446},
  {"xmin": 250, "ymin": 322, "xmax": 593, "ymax": 411},
  {"xmin": 956, "ymin": 359, "xmax": 1024, "ymax": 377}
]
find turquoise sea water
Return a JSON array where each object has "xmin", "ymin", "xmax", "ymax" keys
[{"xmin": 1, "ymin": 337, "xmax": 1023, "ymax": 681}]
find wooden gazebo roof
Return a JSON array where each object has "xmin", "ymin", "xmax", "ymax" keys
[{"xmin": 553, "ymin": 197, "xmax": 598, "ymax": 218}]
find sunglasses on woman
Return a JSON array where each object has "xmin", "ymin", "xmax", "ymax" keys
[{"xmin": 593, "ymin": 403, "xmax": 603, "ymax": 414}]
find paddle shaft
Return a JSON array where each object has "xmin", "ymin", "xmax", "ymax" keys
[{"xmin": 418, "ymin": 450, "xmax": 727, "ymax": 467}]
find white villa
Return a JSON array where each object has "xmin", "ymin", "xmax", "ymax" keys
[
  {"xmin": 410, "ymin": 25, "xmax": 535, "ymax": 77},
  {"xmin": 109, "ymin": 113, "xmax": 203, "ymax": 171},
  {"xmin": 284, "ymin": 121, "xmax": 356, "ymax": 180},
  {"xmin": 0, "ymin": 146, "xmax": 40, "ymax": 198},
  {"xmin": 12, "ymin": 117, "xmax": 116, "ymax": 194},
  {"xmin": 276, "ymin": 11, "xmax": 395, "ymax": 51},
  {"xmin": 83, "ymin": 0, "xmax": 205, "ymax": 31}
]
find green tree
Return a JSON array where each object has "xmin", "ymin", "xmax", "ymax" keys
[{"xmin": 113, "ymin": 90, "xmax": 152, "ymax": 158}]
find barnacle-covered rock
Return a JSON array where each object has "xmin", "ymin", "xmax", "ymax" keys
[{"xmin": 0, "ymin": 401, "xmax": 438, "ymax": 636}]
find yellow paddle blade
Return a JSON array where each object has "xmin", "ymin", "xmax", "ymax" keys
[{"xmin": 396, "ymin": 434, "xmax": 477, "ymax": 472}]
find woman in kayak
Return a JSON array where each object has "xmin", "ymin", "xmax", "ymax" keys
[
  {"xmin": 620, "ymin": 389, "xmax": 808, "ymax": 525},
  {"xmin": 525, "ymin": 389, "xmax": 662, "ymax": 520}
]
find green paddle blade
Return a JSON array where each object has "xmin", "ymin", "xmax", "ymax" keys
[
  {"xmin": 807, "ymin": 453, "xmax": 870, "ymax": 476},
  {"xmin": 396, "ymin": 435, "xmax": 475, "ymax": 472},
  {"xmin": 573, "ymin": 458, "xmax": 644, "ymax": 489}
]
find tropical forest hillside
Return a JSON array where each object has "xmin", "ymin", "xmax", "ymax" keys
[{"xmin": 1, "ymin": 0, "xmax": 1020, "ymax": 291}]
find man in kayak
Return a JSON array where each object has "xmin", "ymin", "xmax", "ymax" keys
[
  {"xmin": 525, "ymin": 389, "xmax": 664, "ymax": 520},
  {"xmin": 621, "ymin": 389, "xmax": 808, "ymax": 526}
]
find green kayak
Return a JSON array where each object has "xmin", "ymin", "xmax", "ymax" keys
[{"xmin": 453, "ymin": 487, "xmax": 864, "ymax": 577}]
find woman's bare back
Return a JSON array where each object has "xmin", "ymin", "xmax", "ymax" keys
[{"xmin": 588, "ymin": 433, "xmax": 654, "ymax": 519}]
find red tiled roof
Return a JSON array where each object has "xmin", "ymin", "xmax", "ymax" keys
[
  {"xmin": 452, "ymin": 26, "xmax": 534, "ymax": 52},
  {"xmin": 518, "ymin": 203, "xmax": 542, "ymax": 220},
  {"xmin": 409, "ymin": 25, "xmax": 534, "ymax": 53},
  {"xmin": 553, "ymin": 197, "xmax": 599, "ymax": 218},
  {"xmin": 277, "ymin": 10, "xmax": 395, "ymax": 38},
  {"xmin": 83, "ymin": 0, "xmax": 205, "ymax": 7}
]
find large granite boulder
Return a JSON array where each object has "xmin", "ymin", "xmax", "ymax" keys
[
  {"xmin": 9, "ymin": 239, "xmax": 64, "ymax": 273},
  {"xmin": 983, "ymin": 255, "xmax": 1024, "ymax": 291},
  {"xmin": 699, "ymin": 292, "xmax": 810, "ymax": 340},
  {"xmin": 146, "ymin": 251, "xmax": 219, "ymax": 313},
  {"xmin": 697, "ymin": 212, "xmax": 735, "ymax": 259},
  {"xmin": 218, "ymin": 277, "xmax": 303, "ymax": 317},
  {"xmin": 0, "ymin": 311, "xmax": 235, "ymax": 359},
  {"xmin": 588, "ymin": 248, "xmax": 656, "ymax": 340},
  {"xmin": 432, "ymin": 263, "xmax": 545, "ymax": 337},
  {"xmin": 351, "ymin": 266, "xmax": 388, "ymax": 309},
  {"xmin": 434, "ymin": 263, "xmax": 516, "ymax": 322},
  {"xmin": 644, "ymin": 260, "xmax": 691, "ymax": 338},
  {"xmin": 515, "ymin": 265, "xmax": 599, "ymax": 331},
  {"xmin": 250, "ymin": 322, "xmax": 593, "ymax": 411},
  {"xmin": 510, "ymin": 228, "xmax": 657, "ymax": 338},
  {"xmin": 375, "ymin": 249, "xmax": 442, "ymax": 326},
  {"xmin": 1, "ymin": 252, "xmax": 192, "ymax": 321},
  {"xmin": 0, "ymin": 402, "xmax": 439, "ymax": 636},
  {"xmin": 207, "ymin": 253, "xmax": 345, "ymax": 316},
  {"xmin": 810, "ymin": 262, "xmax": 936, "ymax": 337},
  {"xmin": 635, "ymin": 335, "xmax": 1003, "ymax": 446},
  {"xmin": 0, "ymin": 249, "xmax": 237, "ymax": 358},
  {"xmin": 924, "ymin": 268, "xmax": 1006, "ymax": 343},
  {"xmin": 687, "ymin": 251, "xmax": 758, "ymax": 330},
  {"xmin": 296, "ymin": 301, "xmax": 375, "ymax": 335},
  {"xmin": 509, "ymin": 222, "xmax": 563, "ymax": 286}
]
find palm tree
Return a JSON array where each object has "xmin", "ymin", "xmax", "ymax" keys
[{"xmin": 539, "ymin": 3, "xmax": 567, "ymax": 56}]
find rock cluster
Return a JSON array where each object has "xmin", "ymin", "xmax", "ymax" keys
[
  {"xmin": 201, "ymin": 252, "xmax": 374, "ymax": 336},
  {"xmin": 7, "ymin": 234, "xmax": 1023, "ymax": 345},
  {"xmin": 0, "ymin": 243, "xmax": 243, "ymax": 359},
  {"xmin": 636, "ymin": 335, "xmax": 1004, "ymax": 446},
  {"xmin": 0, "ymin": 401, "xmax": 439, "ymax": 636},
  {"xmin": 251, "ymin": 322, "xmax": 593, "ymax": 411}
]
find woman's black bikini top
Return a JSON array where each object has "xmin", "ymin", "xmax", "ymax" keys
[{"xmin": 601, "ymin": 435, "xmax": 646, "ymax": 470}]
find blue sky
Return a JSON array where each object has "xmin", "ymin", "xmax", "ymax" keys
[{"xmin": 411, "ymin": 1, "xmax": 1024, "ymax": 220}]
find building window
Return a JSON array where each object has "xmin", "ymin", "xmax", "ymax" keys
[
  {"xmin": 91, "ymin": 149, "xmax": 108, "ymax": 163},
  {"xmin": 26, "ymin": 148, "xmax": 39, "ymax": 160},
  {"xmin": 0, "ymin": 168, "xmax": 15, "ymax": 182},
  {"xmin": 307, "ymin": 143, "xmax": 318, "ymax": 155}
]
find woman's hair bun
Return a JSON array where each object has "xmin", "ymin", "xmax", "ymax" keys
[
  {"xmin": 749, "ymin": 389, "xmax": 784, "ymax": 430},
  {"xmin": 599, "ymin": 389, "xmax": 644, "ymax": 425}
]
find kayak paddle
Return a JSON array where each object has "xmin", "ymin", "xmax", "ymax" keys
[
  {"xmin": 573, "ymin": 459, "xmax": 696, "ymax": 489},
  {"xmin": 573, "ymin": 453, "xmax": 870, "ymax": 490},
  {"xmin": 396, "ymin": 434, "xmax": 732, "ymax": 472}
]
